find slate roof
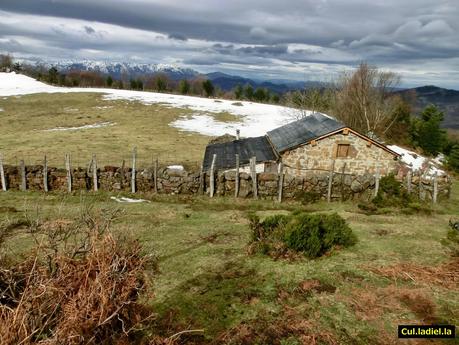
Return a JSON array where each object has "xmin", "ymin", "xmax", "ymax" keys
[
  {"xmin": 267, "ymin": 113, "xmax": 345, "ymax": 153},
  {"xmin": 203, "ymin": 136, "xmax": 277, "ymax": 170}
]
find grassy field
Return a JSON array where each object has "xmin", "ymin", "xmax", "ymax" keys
[
  {"xmin": 1, "ymin": 183, "xmax": 458, "ymax": 344},
  {"xmin": 0, "ymin": 93, "xmax": 240, "ymax": 168}
]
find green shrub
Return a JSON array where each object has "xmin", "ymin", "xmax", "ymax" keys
[
  {"xmin": 284, "ymin": 213, "xmax": 356, "ymax": 258},
  {"xmin": 249, "ymin": 212, "xmax": 357, "ymax": 259},
  {"xmin": 372, "ymin": 174, "xmax": 412, "ymax": 208}
]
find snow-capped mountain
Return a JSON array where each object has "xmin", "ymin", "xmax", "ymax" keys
[{"xmin": 27, "ymin": 59, "xmax": 199, "ymax": 80}]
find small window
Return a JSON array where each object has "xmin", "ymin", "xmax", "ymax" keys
[{"xmin": 337, "ymin": 144, "xmax": 350, "ymax": 158}]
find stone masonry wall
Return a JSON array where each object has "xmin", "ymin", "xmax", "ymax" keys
[
  {"xmin": 0, "ymin": 163, "xmax": 450, "ymax": 202},
  {"xmin": 282, "ymin": 131, "xmax": 398, "ymax": 177}
]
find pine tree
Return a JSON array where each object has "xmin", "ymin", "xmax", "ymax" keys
[
  {"xmin": 447, "ymin": 145, "xmax": 459, "ymax": 172},
  {"xmin": 48, "ymin": 67, "xmax": 59, "ymax": 84},
  {"xmin": 106, "ymin": 75, "xmax": 113, "ymax": 87},
  {"xmin": 202, "ymin": 79, "xmax": 214, "ymax": 97},
  {"xmin": 179, "ymin": 80, "xmax": 190, "ymax": 95},
  {"xmin": 244, "ymin": 84, "xmax": 254, "ymax": 100},
  {"xmin": 415, "ymin": 105, "xmax": 447, "ymax": 156},
  {"xmin": 234, "ymin": 84, "xmax": 243, "ymax": 99}
]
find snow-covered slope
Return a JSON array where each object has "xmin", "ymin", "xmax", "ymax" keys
[
  {"xmin": 388, "ymin": 145, "xmax": 445, "ymax": 176},
  {"xmin": 0, "ymin": 72, "xmax": 303, "ymax": 137},
  {"xmin": 0, "ymin": 72, "xmax": 445, "ymax": 175}
]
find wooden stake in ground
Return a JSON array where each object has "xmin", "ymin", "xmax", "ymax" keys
[
  {"xmin": 250, "ymin": 156, "xmax": 258, "ymax": 199},
  {"xmin": 433, "ymin": 172, "xmax": 438, "ymax": 204},
  {"xmin": 120, "ymin": 159, "xmax": 125, "ymax": 189},
  {"xmin": 277, "ymin": 162, "xmax": 284, "ymax": 203},
  {"xmin": 198, "ymin": 162, "xmax": 204, "ymax": 195},
  {"xmin": 131, "ymin": 147, "xmax": 137, "ymax": 193},
  {"xmin": 340, "ymin": 162, "xmax": 347, "ymax": 201},
  {"xmin": 419, "ymin": 170, "xmax": 424, "ymax": 200},
  {"xmin": 209, "ymin": 154, "xmax": 217, "ymax": 197},
  {"xmin": 406, "ymin": 167, "xmax": 412, "ymax": 194},
  {"xmin": 235, "ymin": 154, "xmax": 240, "ymax": 198},
  {"xmin": 43, "ymin": 155, "xmax": 48, "ymax": 192},
  {"xmin": 65, "ymin": 153, "xmax": 72, "ymax": 192},
  {"xmin": 154, "ymin": 158, "xmax": 158, "ymax": 193},
  {"xmin": 92, "ymin": 154, "xmax": 98, "ymax": 192},
  {"xmin": 20, "ymin": 159, "xmax": 26, "ymax": 191},
  {"xmin": 0, "ymin": 153, "xmax": 6, "ymax": 191},
  {"xmin": 327, "ymin": 160, "xmax": 335, "ymax": 203},
  {"xmin": 374, "ymin": 166, "xmax": 380, "ymax": 198}
]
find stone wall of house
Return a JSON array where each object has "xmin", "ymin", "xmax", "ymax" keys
[
  {"xmin": 282, "ymin": 131, "xmax": 398, "ymax": 177},
  {"xmin": 0, "ymin": 163, "xmax": 450, "ymax": 202}
]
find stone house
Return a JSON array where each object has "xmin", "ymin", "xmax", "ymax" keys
[
  {"xmin": 267, "ymin": 113, "xmax": 400, "ymax": 176},
  {"xmin": 203, "ymin": 113, "xmax": 400, "ymax": 176}
]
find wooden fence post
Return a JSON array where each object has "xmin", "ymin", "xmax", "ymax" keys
[
  {"xmin": 65, "ymin": 153, "xmax": 72, "ymax": 192},
  {"xmin": 374, "ymin": 166, "xmax": 380, "ymax": 198},
  {"xmin": 20, "ymin": 160, "xmax": 26, "ymax": 191},
  {"xmin": 43, "ymin": 155, "xmax": 48, "ymax": 192},
  {"xmin": 92, "ymin": 154, "xmax": 98, "ymax": 192},
  {"xmin": 433, "ymin": 172, "xmax": 438, "ymax": 204},
  {"xmin": 120, "ymin": 160, "xmax": 125, "ymax": 189},
  {"xmin": 198, "ymin": 162, "xmax": 204, "ymax": 195},
  {"xmin": 340, "ymin": 162, "xmax": 346, "ymax": 201},
  {"xmin": 131, "ymin": 147, "xmax": 137, "ymax": 193},
  {"xmin": 419, "ymin": 170, "xmax": 424, "ymax": 201},
  {"xmin": 0, "ymin": 154, "xmax": 6, "ymax": 191},
  {"xmin": 327, "ymin": 160, "xmax": 335, "ymax": 203},
  {"xmin": 235, "ymin": 154, "xmax": 240, "ymax": 198},
  {"xmin": 406, "ymin": 167, "xmax": 412, "ymax": 194},
  {"xmin": 250, "ymin": 157, "xmax": 258, "ymax": 199},
  {"xmin": 154, "ymin": 158, "xmax": 159, "ymax": 193},
  {"xmin": 277, "ymin": 162, "xmax": 284, "ymax": 203},
  {"xmin": 209, "ymin": 154, "xmax": 217, "ymax": 197}
]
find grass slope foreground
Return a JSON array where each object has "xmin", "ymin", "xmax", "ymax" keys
[{"xmin": 0, "ymin": 185, "xmax": 458, "ymax": 344}]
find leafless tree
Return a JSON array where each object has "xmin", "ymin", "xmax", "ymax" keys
[
  {"xmin": 333, "ymin": 62, "xmax": 401, "ymax": 138},
  {"xmin": 284, "ymin": 87, "xmax": 334, "ymax": 120}
]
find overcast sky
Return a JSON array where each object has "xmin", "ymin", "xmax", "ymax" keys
[{"xmin": 0, "ymin": 0, "xmax": 458, "ymax": 88}]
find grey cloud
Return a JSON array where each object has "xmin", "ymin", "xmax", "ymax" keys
[
  {"xmin": 84, "ymin": 25, "xmax": 95, "ymax": 34},
  {"xmin": 0, "ymin": 0, "xmax": 458, "ymax": 88},
  {"xmin": 168, "ymin": 33, "xmax": 187, "ymax": 41}
]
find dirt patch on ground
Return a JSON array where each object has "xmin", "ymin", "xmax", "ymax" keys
[
  {"xmin": 0, "ymin": 206, "xmax": 19, "ymax": 213},
  {"xmin": 340, "ymin": 285, "xmax": 438, "ymax": 323},
  {"xmin": 297, "ymin": 279, "xmax": 337, "ymax": 295},
  {"xmin": 368, "ymin": 258, "xmax": 459, "ymax": 289},
  {"xmin": 215, "ymin": 309, "xmax": 338, "ymax": 345}
]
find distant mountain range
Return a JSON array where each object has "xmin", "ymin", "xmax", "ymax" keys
[
  {"xmin": 25, "ymin": 59, "xmax": 322, "ymax": 94},
  {"xmin": 396, "ymin": 86, "xmax": 459, "ymax": 129}
]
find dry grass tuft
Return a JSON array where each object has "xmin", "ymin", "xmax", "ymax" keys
[
  {"xmin": 0, "ymin": 208, "xmax": 154, "ymax": 345},
  {"xmin": 369, "ymin": 258, "xmax": 459, "ymax": 289},
  {"xmin": 216, "ymin": 313, "xmax": 338, "ymax": 345}
]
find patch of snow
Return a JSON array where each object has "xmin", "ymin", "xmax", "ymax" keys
[
  {"xmin": 388, "ymin": 145, "xmax": 445, "ymax": 176},
  {"xmin": 0, "ymin": 108, "xmax": 3, "ymax": 112},
  {"xmin": 94, "ymin": 106, "xmax": 113, "ymax": 109},
  {"xmin": 167, "ymin": 165, "xmax": 184, "ymax": 170},
  {"xmin": 110, "ymin": 196, "xmax": 150, "ymax": 203},
  {"xmin": 43, "ymin": 121, "xmax": 115, "ymax": 132}
]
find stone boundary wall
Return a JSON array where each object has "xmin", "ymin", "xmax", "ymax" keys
[{"xmin": 0, "ymin": 164, "xmax": 451, "ymax": 202}]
